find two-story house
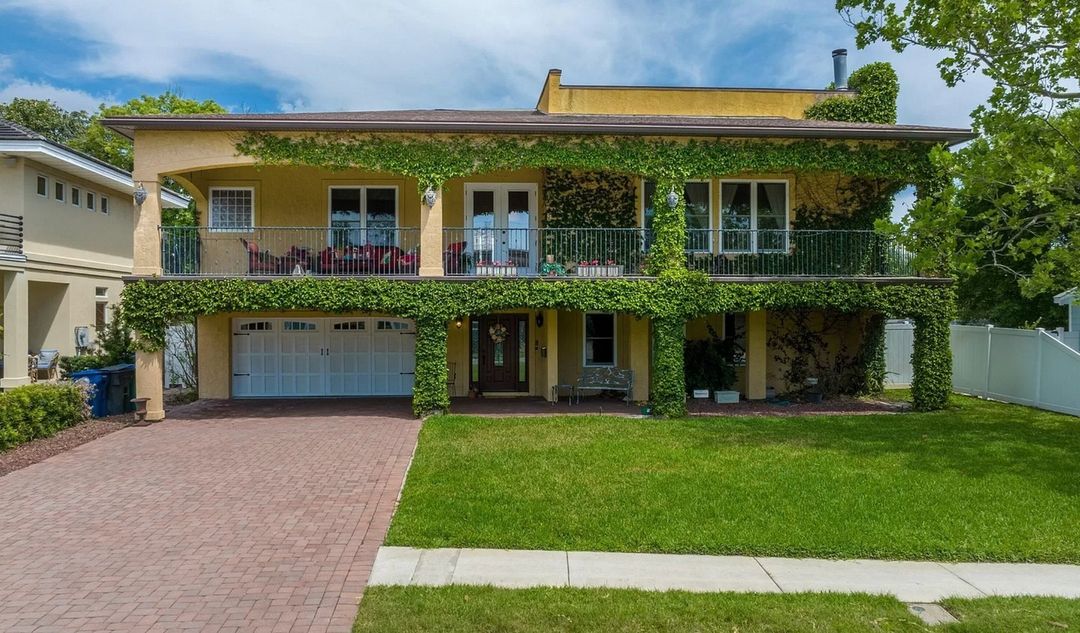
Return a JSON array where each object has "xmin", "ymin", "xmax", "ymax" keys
[
  {"xmin": 105, "ymin": 57, "xmax": 971, "ymax": 421},
  {"xmin": 0, "ymin": 118, "xmax": 188, "ymax": 389}
]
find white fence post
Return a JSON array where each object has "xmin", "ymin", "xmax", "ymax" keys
[
  {"xmin": 983, "ymin": 325, "xmax": 993, "ymax": 399},
  {"xmin": 1034, "ymin": 328, "xmax": 1044, "ymax": 408}
]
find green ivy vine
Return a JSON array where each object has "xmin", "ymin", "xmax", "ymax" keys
[
  {"xmin": 123, "ymin": 277, "xmax": 954, "ymax": 416},
  {"xmin": 542, "ymin": 169, "xmax": 637, "ymax": 228},
  {"xmin": 804, "ymin": 62, "xmax": 900, "ymax": 125}
]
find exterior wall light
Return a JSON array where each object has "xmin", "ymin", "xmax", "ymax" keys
[
  {"xmin": 454, "ymin": 317, "xmax": 463, "ymax": 329},
  {"xmin": 423, "ymin": 186, "xmax": 438, "ymax": 207},
  {"xmin": 133, "ymin": 183, "xmax": 148, "ymax": 206},
  {"xmin": 665, "ymin": 188, "xmax": 680, "ymax": 209}
]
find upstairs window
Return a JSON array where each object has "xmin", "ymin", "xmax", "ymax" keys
[
  {"xmin": 720, "ymin": 181, "xmax": 789, "ymax": 252},
  {"xmin": 209, "ymin": 187, "xmax": 253, "ymax": 231},
  {"xmin": 36, "ymin": 175, "xmax": 47, "ymax": 197},
  {"xmin": 54, "ymin": 181, "xmax": 65, "ymax": 202},
  {"xmin": 99, "ymin": 195, "xmax": 109, "ymax": 214},
  {"xmin": 329, "ymin": 186, "xmax": 398, "ymax": 247},
  {"xmin": 642, "ymin": 180, "xmax": 712, "ymax": 251},
  {"xmin": 71, "ymin": 187, "xmax": 81, "ymax": 207},
  {"xmin": 86, "ymin": 192, "xmax": 95, "ymax": 211}
]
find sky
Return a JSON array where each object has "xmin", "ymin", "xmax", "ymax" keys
[{"xmin": 0, "ymin": 0, "xmax": 995, "ymax": 217}]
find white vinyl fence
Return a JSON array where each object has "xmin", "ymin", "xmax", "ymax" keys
[{"xmin": 885, "ymin": 321, "xmax": 1080, "ymax": 416}]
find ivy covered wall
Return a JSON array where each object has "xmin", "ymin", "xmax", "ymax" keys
[{"xmin": 542, "ymin": 169, "xmax": 637, "ymax": 228}]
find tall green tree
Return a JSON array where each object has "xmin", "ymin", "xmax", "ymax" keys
[
  {"xmin": 840, "ymin": 0, "xmax": 1080, "ymax": 310},
  {"xmin": 0, "ymin": 98, "xmax": 90, "ymax": 144}
]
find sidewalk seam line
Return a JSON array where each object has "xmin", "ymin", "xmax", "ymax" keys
[
  {"xmin": 936, "ymin": 562, "xmax": 988, "ymax": 597},
  {"xmin": 565, "ymin": 551, "xmax": 571, "ymax": 587},
  {"xmin": 753, "ymin": 557, "xmax": 784, "ymax": 593}
]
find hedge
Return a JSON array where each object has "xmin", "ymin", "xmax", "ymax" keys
[{"xmin": 0, "ymin": 382, "xmax": 93, "ymax": 451}]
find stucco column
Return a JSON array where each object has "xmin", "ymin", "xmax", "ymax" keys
[
  {"xmin": 136, "ymin": 350, "xmax": 166, "ymax": 421},
  {"xmin": 746, "ymin": 310, "xmax": 768, "ymax": 400},
  {"xmin": 132, "ymin": 180, "xmax": 162, "ymax": 276},
  {"xmin": 418, "ymin": 188, "xmax": 444, "ymax": 277},
  {"xmin": 543, "ymin": 309, "xmax": 559, "ymax": 401},
  {"xmin": 2, "ymin": 270, "xmax": 31, "ymax": 389},
  {"xmin": 629, "ymin": 316, "xmax": 650, "ymax": 402}
]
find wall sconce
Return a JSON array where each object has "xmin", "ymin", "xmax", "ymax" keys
[
  {"xmin": 133, "ymin": 183, "xmax": 148, "ymax": 206},
  {"xmin": 665, "ymin": 187, "xmax": 680, "ymax": 209},
  {"xmin": 423, "ymin": 186, "xmax": 438, "ymax": 207},
  {"xmin": 454, "ymin": 317, "xmax": 463, "ymax": 329},
  {"xmin": 535, "ymin": 312, "xmax": 544, "ymax": 328}
]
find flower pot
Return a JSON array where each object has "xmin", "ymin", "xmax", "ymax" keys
[
  {"xmin": 576, "ymin": 264, "xmax": 623, "ymax": 278},
  {"xmin": 692, "ymin": 389, "xmax": 710, "ymax": 399},
  {"xmin": 477, "ymin": 265, "xmax": 517, "ymax": 277},
  {"xmin": 713, "ymin": 390, "xmax": 739, "ymax": 404}
]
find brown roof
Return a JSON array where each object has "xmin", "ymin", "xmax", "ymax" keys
[{"xmin": 101, "ymin": 109, "xmax": 974, "ymax": 144}]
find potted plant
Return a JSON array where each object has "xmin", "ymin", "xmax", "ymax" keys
[
  {"xmin": 476, "ymin": 260, "xmax": 518, "ymax": 277},
  {"xmin": 577, "ymin": 259, "xmax": 623, "ymax": 278},
  {"xmin": 684, "ymin": 324, "xmax": 738, "ymax": 403}
]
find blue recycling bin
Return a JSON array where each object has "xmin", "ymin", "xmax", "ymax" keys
[{"xmin": 71, "ymin": 369, "xmax": 109, "ymax": 418}]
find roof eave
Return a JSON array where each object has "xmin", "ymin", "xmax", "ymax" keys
[{"xmin": 101, "ymin": 117, "xmax": 975, "ymax": 145}]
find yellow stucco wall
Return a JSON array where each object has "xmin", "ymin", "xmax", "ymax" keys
[{"xmin": 536, "ymin": 69, "xmax": 848, "ymax": 119}]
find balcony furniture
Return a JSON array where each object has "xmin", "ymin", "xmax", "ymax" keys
[
  {"xmin": 443, "ymin": 241, "xmax": 468, "ymax": 275},
  {"xmin": 574, "ymin": 367, "xmax": 634, "ymax": 404},
  {"xmin": 550, "ymin": 383, "xmax": 574, "ymax": 405},
  {"xmin": 240, "ymin": 238, "xmax": 284, "ymax": 275},
  {"xmin": 34, "ymin": 349, "xmax": 60, "ymax": 381}
]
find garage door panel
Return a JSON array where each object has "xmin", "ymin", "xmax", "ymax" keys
[
  {"xmin": 327, "ymin": 320, "xmax": 372, "ymax": 396},
  {"xmin": 280, "ymin": 321, "xmax": 324, "ymax": 397},
  {"xmin": 233, "ymin": 320, "xmax": 279, "ymax": 397}
]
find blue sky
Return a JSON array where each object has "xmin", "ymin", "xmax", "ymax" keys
[{"xmin": 0, "ymin": 0, "xmax": 993, "ymax": 217}]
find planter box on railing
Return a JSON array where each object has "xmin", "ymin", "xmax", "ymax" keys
[
  {"xmin": 476, "ymin": 265, "xmax": 518, "ymax": 277},
  {"xmin": 576, "ymin": 264, "xmax": 624, "ymax": 278}
]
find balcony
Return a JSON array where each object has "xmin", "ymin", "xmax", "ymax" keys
[
  {"xmin": 0, "ymin": 213, "xmax": 24, "ymax": 261},
  {"xmin": 160, "ymin": 227, "xmax": 421, "ymax": 277},
  {"xmin": 443, "ymin": 227, "xmax": 652, "ymax": 277},
  {"xmin": 685, "ymin": 229, "xmax": 917, "ymax": 277}
]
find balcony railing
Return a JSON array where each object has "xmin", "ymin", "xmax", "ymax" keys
[
  {"xmin": 443, "ymin": 227, "xmax": 652, "ymax": 277},
  {"xmin": 685, "ymin": 229, "xmax": 917, "ymax": 277},
  {"xmin": 0, "ymin": 213, "xmax": 24, "ymax": 259},
  {"xmin": 160, "ymin": 226, "xmax": 421, "ymax": 277}
]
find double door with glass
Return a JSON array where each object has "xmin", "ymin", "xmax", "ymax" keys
[{"xmin": 465, "ymin": 184, "xmax": 537, "ymax": 274}]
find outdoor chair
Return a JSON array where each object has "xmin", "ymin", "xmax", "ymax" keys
[
  {"xmin": 34, "ymin": 349, "xmax": 60, "ymax": 381},
  {"xmin": 240, "ymin": 238, "xmax": 284, "ymax": 275}
]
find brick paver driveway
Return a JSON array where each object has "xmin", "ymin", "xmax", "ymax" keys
[{"xmin": 0, "ymin": 399, "xmax": 420, "ymax": 633}]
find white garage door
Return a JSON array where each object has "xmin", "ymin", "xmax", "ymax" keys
[{"xmin": 232, "ymin": 317, "xmax": 415, "ymax": 397}]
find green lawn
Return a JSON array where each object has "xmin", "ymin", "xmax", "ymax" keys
[
  {"xmin": 353, "ymin": 586, "xmax": 1080, "ymax": 633},
  {"xmin": 386, "ymin": 393, "xmax": 1080, "ymax": 562}
]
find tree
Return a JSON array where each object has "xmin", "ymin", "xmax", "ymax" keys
[
  {"xmin": 840, "ymin": 0, "xmax": 1080, "ymax": 303},
  {"xmin": 74, "ymin": 91, "xmax": 226, "ymax": 172},
  {"xmin": 0, "ymin": 98, "xmax": 90, "ymax": 144}
]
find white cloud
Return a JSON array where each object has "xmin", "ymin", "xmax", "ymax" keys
[{"xmin": 0, "ymin": 78, "xmax": 111, "ymax": 112}]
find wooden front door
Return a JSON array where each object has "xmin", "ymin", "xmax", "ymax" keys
[{"xmin": 474, "ymin": 314, "xmax": 528, "ymax": 392}]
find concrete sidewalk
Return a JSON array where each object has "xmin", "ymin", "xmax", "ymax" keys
[{"xmin": 370, "ymin": 546, "xmax": 1080, "ymax": 603}]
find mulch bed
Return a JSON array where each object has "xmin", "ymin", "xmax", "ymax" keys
[
  {"xmin": 0, "ymin": 414, "xmax": 134, "ymax": 477},
  {"xmin": 686, "ymin": 395, "xmax": 909, "ymax": 417}
]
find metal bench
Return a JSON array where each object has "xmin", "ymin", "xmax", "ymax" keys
[{"xmin": 574, "ymin": 367, "xmax": 634, "ymax": 404}]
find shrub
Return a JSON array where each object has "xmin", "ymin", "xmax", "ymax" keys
[
  {"xmin": 0, "ymin": 382, "xmax": 92, "ymax": 451},
  {"xmin": 59, "ymin": 304, "xmax": 136, "ymax": 379}
]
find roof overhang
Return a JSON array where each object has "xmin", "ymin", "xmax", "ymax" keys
[
  {"xmin": 0, "ymin": 140, "xmax": 189, "ymax": 207},
  {"xmin": 1053, "ymin": 288, "xmax": 1076, "ymax": 305},
  {"xmin": 101, "ymin": 116, "xmax": 976, "ymax": 145}
]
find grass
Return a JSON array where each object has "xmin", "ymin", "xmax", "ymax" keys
[
  {"xmin": 386, "ymin": 392, "xmax": 1080, "ymax": 562},
  {"xmin": 353, "ymin": 586, "xmax": 1080, "ymax": 632}
]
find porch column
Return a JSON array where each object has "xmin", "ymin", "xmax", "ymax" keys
[
  {"xmin": 418, "ymin": 187, "xmax": 444, "ymax": 277},
  {"xmin": 746, "ymin": 310, "xmax": 767, "ymax": 400},
  {"xmin": 136, "ymin": 350, "xmax": 166, "ymax": 421},
  {"xmin": 132, "ymin": 179, "xmax": 162, "ymax": 276},
  {"xmin": 413, "ymin": 317, "xmax": 449, "ymax": 415},
  {"xmin": 911, "ymin": 315, "xmax": 951, "ymax": 410},
  {"xmin": 629, "ymin": 316, "xmax": 650, "ymax": 402},
  {"xmin": 650, "ymin": 315, "xmax": 686, "ymax": 416},
  {"xmin": 543, "ymin": 309, "xmax": 558, "ymax": 402},
  {"xmin": 1, "ymin": 270, "xmax": 30, "ymax": 389}
]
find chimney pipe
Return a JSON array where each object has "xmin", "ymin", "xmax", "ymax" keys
[{"xmin": 832, "ymin": 48, "xmax": 848, "ymax": 90}]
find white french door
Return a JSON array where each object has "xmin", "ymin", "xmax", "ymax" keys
[
  {"xmin": 232, "ymin": 317, "xmax": 415, "ymax": 397},
  {"xmin": 465, "ymin": 183, "xmax": 537, "ymax": 273}
]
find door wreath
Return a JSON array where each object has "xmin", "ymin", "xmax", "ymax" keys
[{"xmin": 488, "ymin": 323, "xmax": 509, "ymax": 344}]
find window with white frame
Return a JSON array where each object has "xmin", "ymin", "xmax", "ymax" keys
[
  {"xmin": 94, "ymin": 287, "xmax": 109, "ymax": 331},
  {"xmin": 99, "ymin": 195, "xmax": 109, "ymax": 214},
  {"xmin": 719, "ymin": 181, "xmax": 788, "ymax": 252},
  {"xmin": 584, "ymin": 312, "xmax": 616, "ymax": 366},
  {"xmin": 71, "ymin": 187, "xmax": 81, "ymax": 207},
  {"xmin": 642, "ymin": 180, "xmax": 711, "ymax": 250},
  {"xmin": 209, "ymin": 187, "xmax": 253, "ymax": 231},
  {"xmin": 86, "ymin": 192, "xmax": 95, "ymax": 211},
  {"xmin": 36, "ymin": 175, "xmax": 47, "ymax": 197},
  {"xmin": 54, "ymin": 181, "xmax": 65, "ymax": 202},
  {"xmin": 329, "ymin": 186, "xmax": 398, "ymax": 247}
]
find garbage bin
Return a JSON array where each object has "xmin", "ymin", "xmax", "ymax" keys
[
  {"xmin": 71, "ymin": 369, "xmax": 109, "ymax": 418},
  {"xmin": 100, "ymin": 363, "xmax": 137, "ymax": 416}
]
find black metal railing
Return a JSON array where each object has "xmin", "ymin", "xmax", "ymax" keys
[
  {"xmin": 685, "ymin": 229, "xmax": 917, "ymax": 277},
  {"xmin": 160, "ymin": 226, "xmax": 421, "ymax": 277},
  {"xmin": 443, "ymin": 227, "xmax": 652, "ymax": 277},
  {"xmin": 0, "ymin": 213, "xmax": 24, "ymax": 258}
]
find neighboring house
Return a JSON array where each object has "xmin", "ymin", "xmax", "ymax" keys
[
  {"xmin": 104, "ymin": 56, "xmax": 972, "ymax": 420},
  {"xmin": 0, "ymin": 118, "xmax": 188, "ymax": 389},
  {"xmin": 1053, "ymin": 288, "xmax": 1080, "ymax": 351}
]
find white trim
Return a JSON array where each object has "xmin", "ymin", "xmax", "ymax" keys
[
  {"xmin": 0, "ymin": 140, "xmax": 190, "ymax": 207},
  {"xmin": 53, "ymin": 179, "xmax": 65, "ymax": 203},
  {"xmin": 464, "ymin": 183, "xmax": 538, "ymax": 270},
  {"xmin": 70, "ymin": 186, "xmax": 81, "ymax": 208},
  {"xmin": 35, "ymin": 173, "xmax": 48, "ymax": 197},
  {"xmin": 326, "ymin": 184, "xmax": 400, "ymax": 245},
  {"xmin": 85, "ymin": 191, "xmax": 95, "ymax": 211},
  {"xmin": 208, "ymin": 186, "xmax": 255, "ymax": 232},
  {"xmin": 718, "ymin": 179, "xmax": 790, "ymax": 253},
  {"xmin": 1053, "ymin": 288, "xmax": 1076, "ymax": 305},
  {"xmin": 583, "ymin": 311, "xmax": 617, "ymax": 367}
]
